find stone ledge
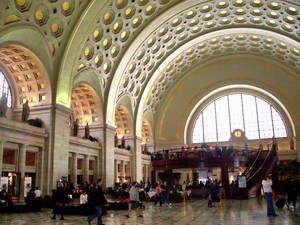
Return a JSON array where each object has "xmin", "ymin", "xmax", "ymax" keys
[
  {"xmin": 115, "ymin": 148, "xmax": 133, "ymax": 156},
  {"xmin": 69, "ymin": 136, "xmax": 101, "ymax": 150},
  {"xmin": 0, "ymin": 117, "xmax": 47, "ymax": 138},
  {"xmin": 142, "ymin": 154, "xmax": 151, "ymax": 161}
]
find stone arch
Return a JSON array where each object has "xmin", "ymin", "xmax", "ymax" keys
[
  {"xmin": 153, "ymin": 57, "xmax": 300, "ymax": 146},
  {"xmin": 185, "ymin": 85, "xmax": 295, "ymax": 145},
  {"xmin": 115, "ymin": 105, "xmax": 133, "ymax": 139},
  {"xmin": 71, "ymin": 83, "xmax": 103, "ymax": 127},
  {"xmin": 136, "ymin": 28, "xmax": 300, "ymax": 139},
  {"xmin": 142, "ymin": 119, "xmax": 153, "ymax": 145},
  {"xmin": 0, "ymin": 44, "xmax": 52, "ymax": 121},
  {"xmin": 108, "ymin": 0, "xmax": 300, "ymax": 132}
]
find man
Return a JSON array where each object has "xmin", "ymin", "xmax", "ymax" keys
[
  {"xmin": 128, "ymin": 182, "xmax": 143, "ymax": 218},
  {"xmin": 88, "ymin": 178, "xmax": 108, "ymax": 225},
  {"xmin": 161, "ymin": 181, "xmax": 172, "ymax": 208},
  {"xmin": 52, "ymin": 182, "xmax": 67, "ymax": 220},
  {"xmin": 262, "ymin": 175, "xmax": 278, "ymax": 216}
]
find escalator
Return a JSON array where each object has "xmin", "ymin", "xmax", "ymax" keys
[{"xmin": 246, "ymin": 143, "xmax": 278, "ymax": 196}]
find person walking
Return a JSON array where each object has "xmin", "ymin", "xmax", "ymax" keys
[
  {"xmin": 262, "ymin": 176, "xmax": 278, "ymax": 216},
  {"xmin": 88, "ymin": 178, "xmax": 108, "ymax": 225},
  {"xmin": 128, "ymin": 182, "xmax": 143, "ymax": 218}
]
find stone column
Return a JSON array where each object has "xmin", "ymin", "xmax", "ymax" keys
[
  {"xmin": 93, "ymin": 158, "xmax": 98, "ymax": 183},
  {"xmin": 18, "ymin": 144, "xmax": 26, "ymax": 202},
  {"xmin": 145, "ymin": 165, "xmax": 149, "ymax": 183},
  {"xmin": 0, "ymin": 141, "xmax": 4, "ymax": 176},
  {"xmin": 127, "ymin": 136, "xmax": 142, "ymax": 182},
  {"xmin": 121, "ymin": 161, "xmax": 126, "ymax": 181},
  {"xmin": 83, "ymin": 155, "xmax": 89, "ymax": 183},
  {"xmin": 296, "ymin": 136, "xmax": 300, "ymax": 162},
  {"xmin": 99, "ymin": 125, "xmax": 115, "ymax": 188},
  {"xmin": 72, "ymin": 153, "xmax": 78, "ymax": 186},
  {"xmin": 51, "ymin": 105, "xmax": 72, "ymax": 188},
  {"xmin": 37, "ymin": 147, "xmax": 44, "ymax": 192}
]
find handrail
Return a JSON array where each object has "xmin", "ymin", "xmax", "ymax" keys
[
  {"xmin": 247, "ymin": 144, "xmax": 277, "ymax": 186},
  {"xmin": 243, "ymin": 148, "xmax": 263, "ymax": 178}
]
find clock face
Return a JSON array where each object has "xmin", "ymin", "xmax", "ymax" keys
[{"xmin": 234, "ymin": 130, "xmax": 242, "ymax": 138}]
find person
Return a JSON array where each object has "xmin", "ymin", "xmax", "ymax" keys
[
  {"xmin": 52, "ymin": 182, "xmax": 67, "ymax": 220},
  {"xmin": 262, "ymin": 176, "xmax": 278, "ymax": 216},
  {"xmin": 286, "ymin": 178, "xmax": 297, "ymax": 210},
  {"xmin": 182, "ymin": 181, "xmax": 187, "ymax": 201},
  {"xmin": 208, "ymin": 194, "xmax": 212, "ymax": 208},
  {"xmin": 161, "ymin": 181, "xmax": 172, "ymax": 208},
  {"xmin": 181, "ymin": 146, "xmax": 186, "ymax": 158},
  {"xmin": 0, "ymin": 188, "xmax": 8, "ymax": 209},
  {"xmin": 34, "ymin": 187, "xmax": 42, "ymax": 198},
  {"xmin": 88, "ymin": 178, "xmax": 108, "ymax": 225},
  {"xmin": 120, "ymin": 187, "xmax": 130, "ymax": 218},
  {"xmin": 128, "ymin": 182, "xmax": 143, "ymax": 218},
  {"xmin": 210, "ymin": 180, "xmax": 220, "ymax": 207},
  {"xmin": 80, "ymin": 190, "xmax": 88, "ymax": 206},
  {"xmin": 154, "ymin": 182, "xmax": 162, "ymax": 206}
]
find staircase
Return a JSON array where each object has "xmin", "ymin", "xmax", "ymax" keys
[{"xmin": 245, "ymin": 143, "xmax": 278, "ymax": 196}]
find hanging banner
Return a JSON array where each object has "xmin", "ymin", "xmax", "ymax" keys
[
  {"xmin": 0, "ymin": 177, "xmax": 8, "ymax": 192},
  {"xmin": 24, "ymin": 177, "xmax": 32, "ymax": 197}
]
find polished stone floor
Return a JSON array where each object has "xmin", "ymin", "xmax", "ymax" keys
[{"xmin": 0, "ymin": 198, "xmax": 299, "ymax": 225}]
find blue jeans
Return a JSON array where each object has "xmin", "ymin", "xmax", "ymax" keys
[
  {"xmin": 264, "ymin": 192, "xmax": 276, "ymax": 216},
  {"xmin": 88, "ymin": 206, "xmax": 102, "ymax": 225},
  {"xmin": 161, "ymin": 193, "xmax": 170, "ymax": 205},
  {"xmin": 154, "ymin": 194, "xmax": 162, "ymax": 206}
]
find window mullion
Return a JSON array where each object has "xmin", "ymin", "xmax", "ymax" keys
[
  {"xmin": 255, "ymin": 96, "xmax": 261, "ymax": 139},
  {"xmin": 214, "ymin": 100, "xmax": 218, "ymax": 142},
  {"xmin": 240, "ymin": 93, "xmax": 246, "ymax": 132},
  {"xmin": 227, "ymin": 95, "xmax": 232, "ymax": 132},
  {"xmin": 202, "ymin": 113, "xmax": 205, "ymax": 142},
  {"xmin": 270, "ymin": 106, "xmax": 275, "ymax": 137}
]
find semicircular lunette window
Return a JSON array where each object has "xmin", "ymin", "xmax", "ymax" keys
[
  {"xmin": 0, "ymin": 70, "xmax": 12, "ymax": 108},
  {"xmin": 192, "ymin": 93, "xmax": 287, "ymax": 143}
]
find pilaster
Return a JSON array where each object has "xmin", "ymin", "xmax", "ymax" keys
[
  {"xmin": 296, "ymin": 136, "xmax": 300, "ymax": 162},
  {"xmin": 72, "ymin": 153, "xmax": 78, "ymax": 186},
  {"xmin": 127, "ymin": 136, "xmax": 142, "ymax": 182},
  {"xmin": 0, "ymin": 140, "xmax": 4, "ymax": 176},
  {"xmin": 99, "ymin": 124, "xmax": 116, "ymax": 188},
  {"xmin": 51, "ymin": 104, "xmax": 72, "ymax": 188},
  {"xmin": 18, "ymin": 144, "xmax": 26, "ymax": 202},
  {"xmin": 83, "ymin": 154, "xmax": 89, "ymax": 183}
]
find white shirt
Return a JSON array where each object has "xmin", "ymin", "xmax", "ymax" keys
[
  {"xmin": 34, "ymin": 189, "xmax": 42, "ymax": 197},
  {"xmin": 80, "ymin": 194, "xmax": 88, "ymax": 205},
  {"xmin": 262, "ymin": 179, "xmax": 272, "ymax": 193}
]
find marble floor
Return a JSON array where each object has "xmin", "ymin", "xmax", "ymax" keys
[{"xmin": 0, "ymin": 198, "xmax": 299, "ymax": 225}]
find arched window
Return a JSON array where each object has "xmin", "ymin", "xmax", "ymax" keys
[
  {"xmin": 0, "ymin": 70, "xmax": 12, "ymax": 108},
  {"xmin": 192, "ymin": 93, "xmax": 287, "ymax": 143}
]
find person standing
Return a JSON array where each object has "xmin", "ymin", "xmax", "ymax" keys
[
  {"xmin": 182, "ymin": 181, "xmax": 187, "ymax": 201},
  {"xmin": 154, "ymin": 182, "xmax": 162, "ymax": 206},
  {"xmin": 262, "ymin": 176, "xmax": 278, "ymax": 216},
  {"xmin": 88, "ymin": 178, "xmax": 108, "ymax": 225},
  {"xmin": 161, "ymin": 181, "xmax": 172, "ymax": 208},
  {"xmin": 128, "ymin": 182, "xmax": 143, "ymax": 218},
  {"xmin": 52, "ymin": 182, "xmax": 67, "ymax": 220}
]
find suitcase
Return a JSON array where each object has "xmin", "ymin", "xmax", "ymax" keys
[{"xmin": 276, "ymin": 198, "xmax": 286, "ymax": 209}]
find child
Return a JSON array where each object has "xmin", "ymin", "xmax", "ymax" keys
[{"xmin": 208, "ymin": 194, "xmax": 212, "ymax": 208}]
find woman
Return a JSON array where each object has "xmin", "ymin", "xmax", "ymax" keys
[
  {"xmin": 262, "ymin": 176, "xmax": 278, "ymax": 216},
  {"xmin": 182, "ymin": 181, "xmax": 187, "ymax": 201},
  {"xmin": 155, "ymin": 183, "xmax": 162, "ymax": 206}
]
